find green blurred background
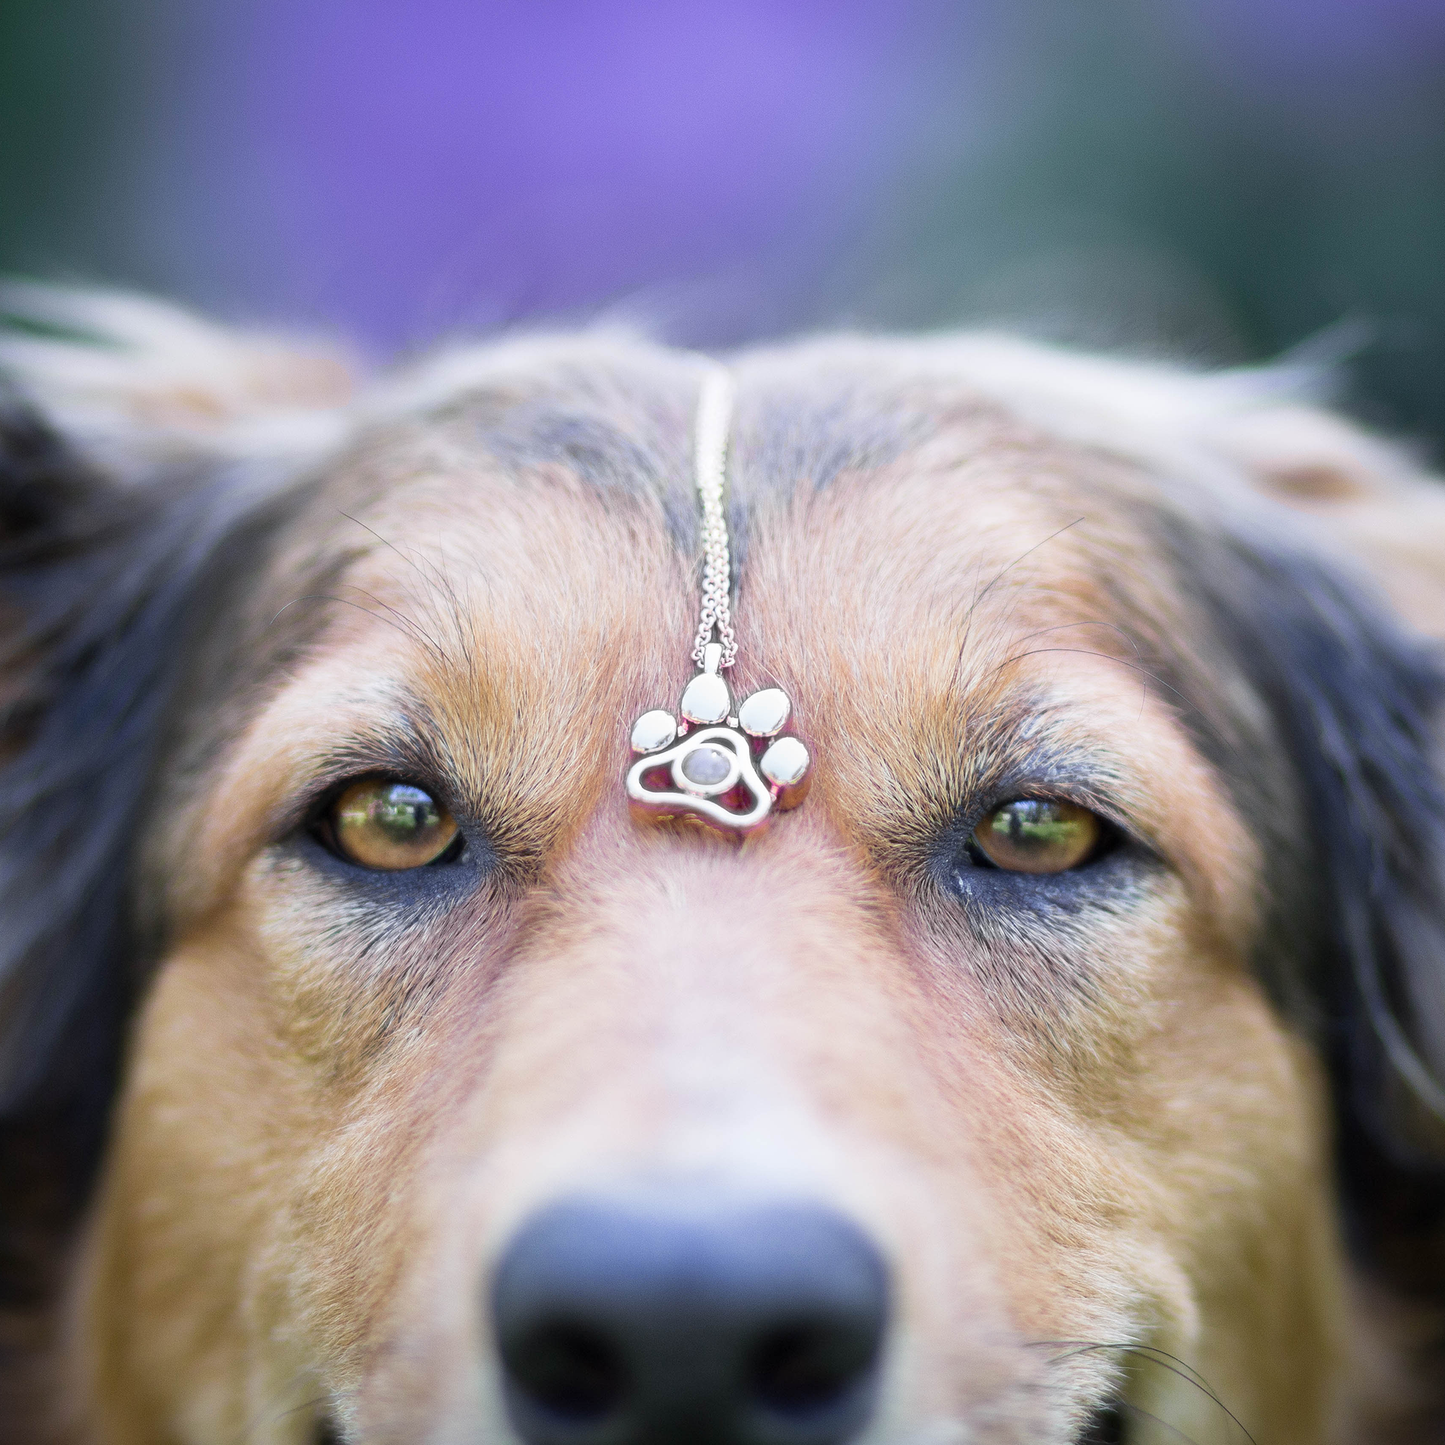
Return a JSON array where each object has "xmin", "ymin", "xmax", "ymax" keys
[{"xmin": 2, "ymin": 0, "xmax": 1443, "ymax": 447}]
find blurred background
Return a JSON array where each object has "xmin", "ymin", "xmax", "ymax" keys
[{"xmin": 1, "ymin": 0, "xmax": 1443, "ymax": 447}]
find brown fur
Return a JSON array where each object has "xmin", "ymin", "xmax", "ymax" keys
[{"xmin": 4, "ymin": 296, "xmax": 1445, "ymax": 1443}]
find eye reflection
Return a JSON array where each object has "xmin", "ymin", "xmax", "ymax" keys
[
  {"xmin": 326, "ymin": 778, "xmax": 461, "ymax": 871},
  {"xmin": 969, "ymin": 798, "xmax": 1103, "ymax": 874}
]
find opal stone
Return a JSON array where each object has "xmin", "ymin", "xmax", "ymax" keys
[
  {"xmin": 680, "ymin": 744, "xmax": 732, "ymax": 786},
  {"xmin": 680, "ymin": 672, "xmax": 730, "ymax": 725},
  {"xmin": 737, "ymin": 687, "xmax": 791, "ymax": 737},
  {"xmin": 630, "ymin": 709, "xmax": 678, "ymax": 754},
  {"xmin": 760, "ymin": 736, "xmax": 810, "ymax": 788}
]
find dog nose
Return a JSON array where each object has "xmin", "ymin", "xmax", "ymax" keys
[{"xmin": 491, "ymin": 1192, "xmax": 889, "ymax": 1445}]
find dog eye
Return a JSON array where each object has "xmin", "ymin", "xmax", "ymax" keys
[
  {"xmin": 968, "ymin": 798, "xmax": 1104, "ymax": 874},
  {"xmin": 324, "ymin": 779, "xmax": 462, "ymax": 870}
]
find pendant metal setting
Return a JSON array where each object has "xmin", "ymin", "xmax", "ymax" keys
[{"xmin": 626, "ymin": 643, "xmax": 811, "ymax": 836}]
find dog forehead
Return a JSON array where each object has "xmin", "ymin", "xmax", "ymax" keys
[{"xmin": 319, "ymin": 415, "xmax": 1119, "ymax": 678}]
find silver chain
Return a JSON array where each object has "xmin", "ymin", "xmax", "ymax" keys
[{"xmin": 690, "ymin": 365, "xmax": 739, "ymax": 670}]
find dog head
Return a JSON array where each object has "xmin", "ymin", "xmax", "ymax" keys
[{"xmin": 4, "ymin": 293, "xmax": 1445, "ymax": 1445}]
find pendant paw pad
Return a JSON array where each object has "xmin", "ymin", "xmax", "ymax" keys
[{"xmin": 627, "ymin": 679, "xmax": 811, "ymax": 835}]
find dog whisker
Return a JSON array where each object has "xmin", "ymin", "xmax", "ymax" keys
[
  {"xmin": 337, "ymin": 510, "xmax": 478, "ymax": 668},
  {"xmin": 986, "ymin": 645, "xmax": 1187, "ymax": 709},
  {"xmin": 1112, "ymin": 1346, "xmax": 1245, "ymax": 1432},
  {"xmin": 1028, "ymin": 1340, "xmax": 1257, "ymax": 1445},
  {"xmin": 954, "ymin": 519, "xmax": 1089, "ymax": 694},
  {"xmin": 1117, "ymin": 1400, "xmax": 1212, "ymax": 1445},
  {"xmin": 966, "ymin": 517, "xmax": 1089, "ymax": 622},
  {"xmin": 268, "ymin": 590, "xmax": 448, "ymax": 668},
  {"xmin": 974, "ymin": 615, "xmax": 1154, "ymax": 722},
  {"xmin": 226, "ymin": 1389, "xmax": 337, "ymax": 1445},
  {"xmin": 340, "ymin": 584, "xmax": 453, "ymax": 665}
]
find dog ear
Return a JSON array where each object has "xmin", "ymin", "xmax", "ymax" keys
[
  {"xmin": 939, "ymin": 333, "xmax": 1445, "ymax": 640},
  {"xmin": 0, "ymin": 291, "xmax": 350, "ymax": 1309},
  {"xmin": 1206, "ymin": 401, "xmax": 1445, "ymax": 646},
  {"xmin": 1170, "ymin": 499, "xmax": 1445, "ymax": 1294},
  {"xmin": 0, "ymin": 282, "xmax": 354, "ymax": 485},
  {"xmin": 1180, "ymin": 400, "xmax": 1445, "ymax": 1290}
]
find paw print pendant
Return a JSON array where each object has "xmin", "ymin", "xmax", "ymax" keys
[{"xmin": 626, "ymin": 643, "xmax": 811, "ymax": 836}]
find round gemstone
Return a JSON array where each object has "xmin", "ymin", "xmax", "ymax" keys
[
  {"xmin": 737, "ymin": 688, "xmax": 791, "ymax": 737},
  {"xmin": 680, "ymin": 744, "xmax": 733, "ymax": 787},
  {"xmin": 630, "ymin": 709, "xmax": 678, "ymax": 754},
  {"xmin": 760, "ymin": 736, "xmax": 810, "ymax": 788},
  {"xmin": 680, "ymin": 672, "xmax": 730, "ymax": 725}
]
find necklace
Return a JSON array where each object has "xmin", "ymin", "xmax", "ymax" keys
[{"xmin": 625, "ymin": 366, "xmax": 811, "ymax": 835}]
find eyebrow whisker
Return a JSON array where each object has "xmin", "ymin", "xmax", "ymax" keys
[
  {"xmin": 984, "ymin": 645, "xmax": 1189, "ymax": 711},
  {"xmin": 342, "ymin": 584, "xmax": 452, "ymax": 665},
  {"xmin": 338, "ymin": 507, "xmax": 475, "ymax": 636},
  {"xmin": 969, "ymin": 517, "xmax": 1089, "ymax": 616},
  {"xmin": 958, "ymin": 517, "xmax": 1088, "ymax": 670},
  {"xmin": 269, "ymin": 591, "xmax": 450, "ymax": 668},
  {"xmin": 992, "ymin": 619, "xmax": 1151, "ymax": 719}
]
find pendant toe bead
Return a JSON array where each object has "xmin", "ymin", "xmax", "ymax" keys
[
  {"xmin": 630, "ymin": 709, "xmax": 679, "ymax": 754},
  {"xmin": 680, "ymin": 672, "xmax": 731, "ymax": 725},
  {"xmin": 760, "ymin": 735, "xmax": 810, "ymax": 788},
  {"xmin": 738, "ymin": 688, "xmax": 791, "ymax": 737}
]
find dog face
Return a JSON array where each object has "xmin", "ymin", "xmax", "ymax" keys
[{"xmin": 4, "ymin": 302, "xmax": 1445, "ymax": 1445}]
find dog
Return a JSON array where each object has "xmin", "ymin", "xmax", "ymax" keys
[{"xmin": 3, "ymin": 287, "xmax": 1445, "ymax": 1445}]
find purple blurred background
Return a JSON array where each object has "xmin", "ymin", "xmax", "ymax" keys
[
  {"xmin": 3, "ymin": 0, "xmax": 1445, "ymax": 436},
  {"xmin": 145, "ymin": 0, "xmax": 971, "ymax": 349}
]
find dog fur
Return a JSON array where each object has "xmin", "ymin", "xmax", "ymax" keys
[{"xmin": 4, "ymin": 289, "xmax": 1445, "ymax": 1443}]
